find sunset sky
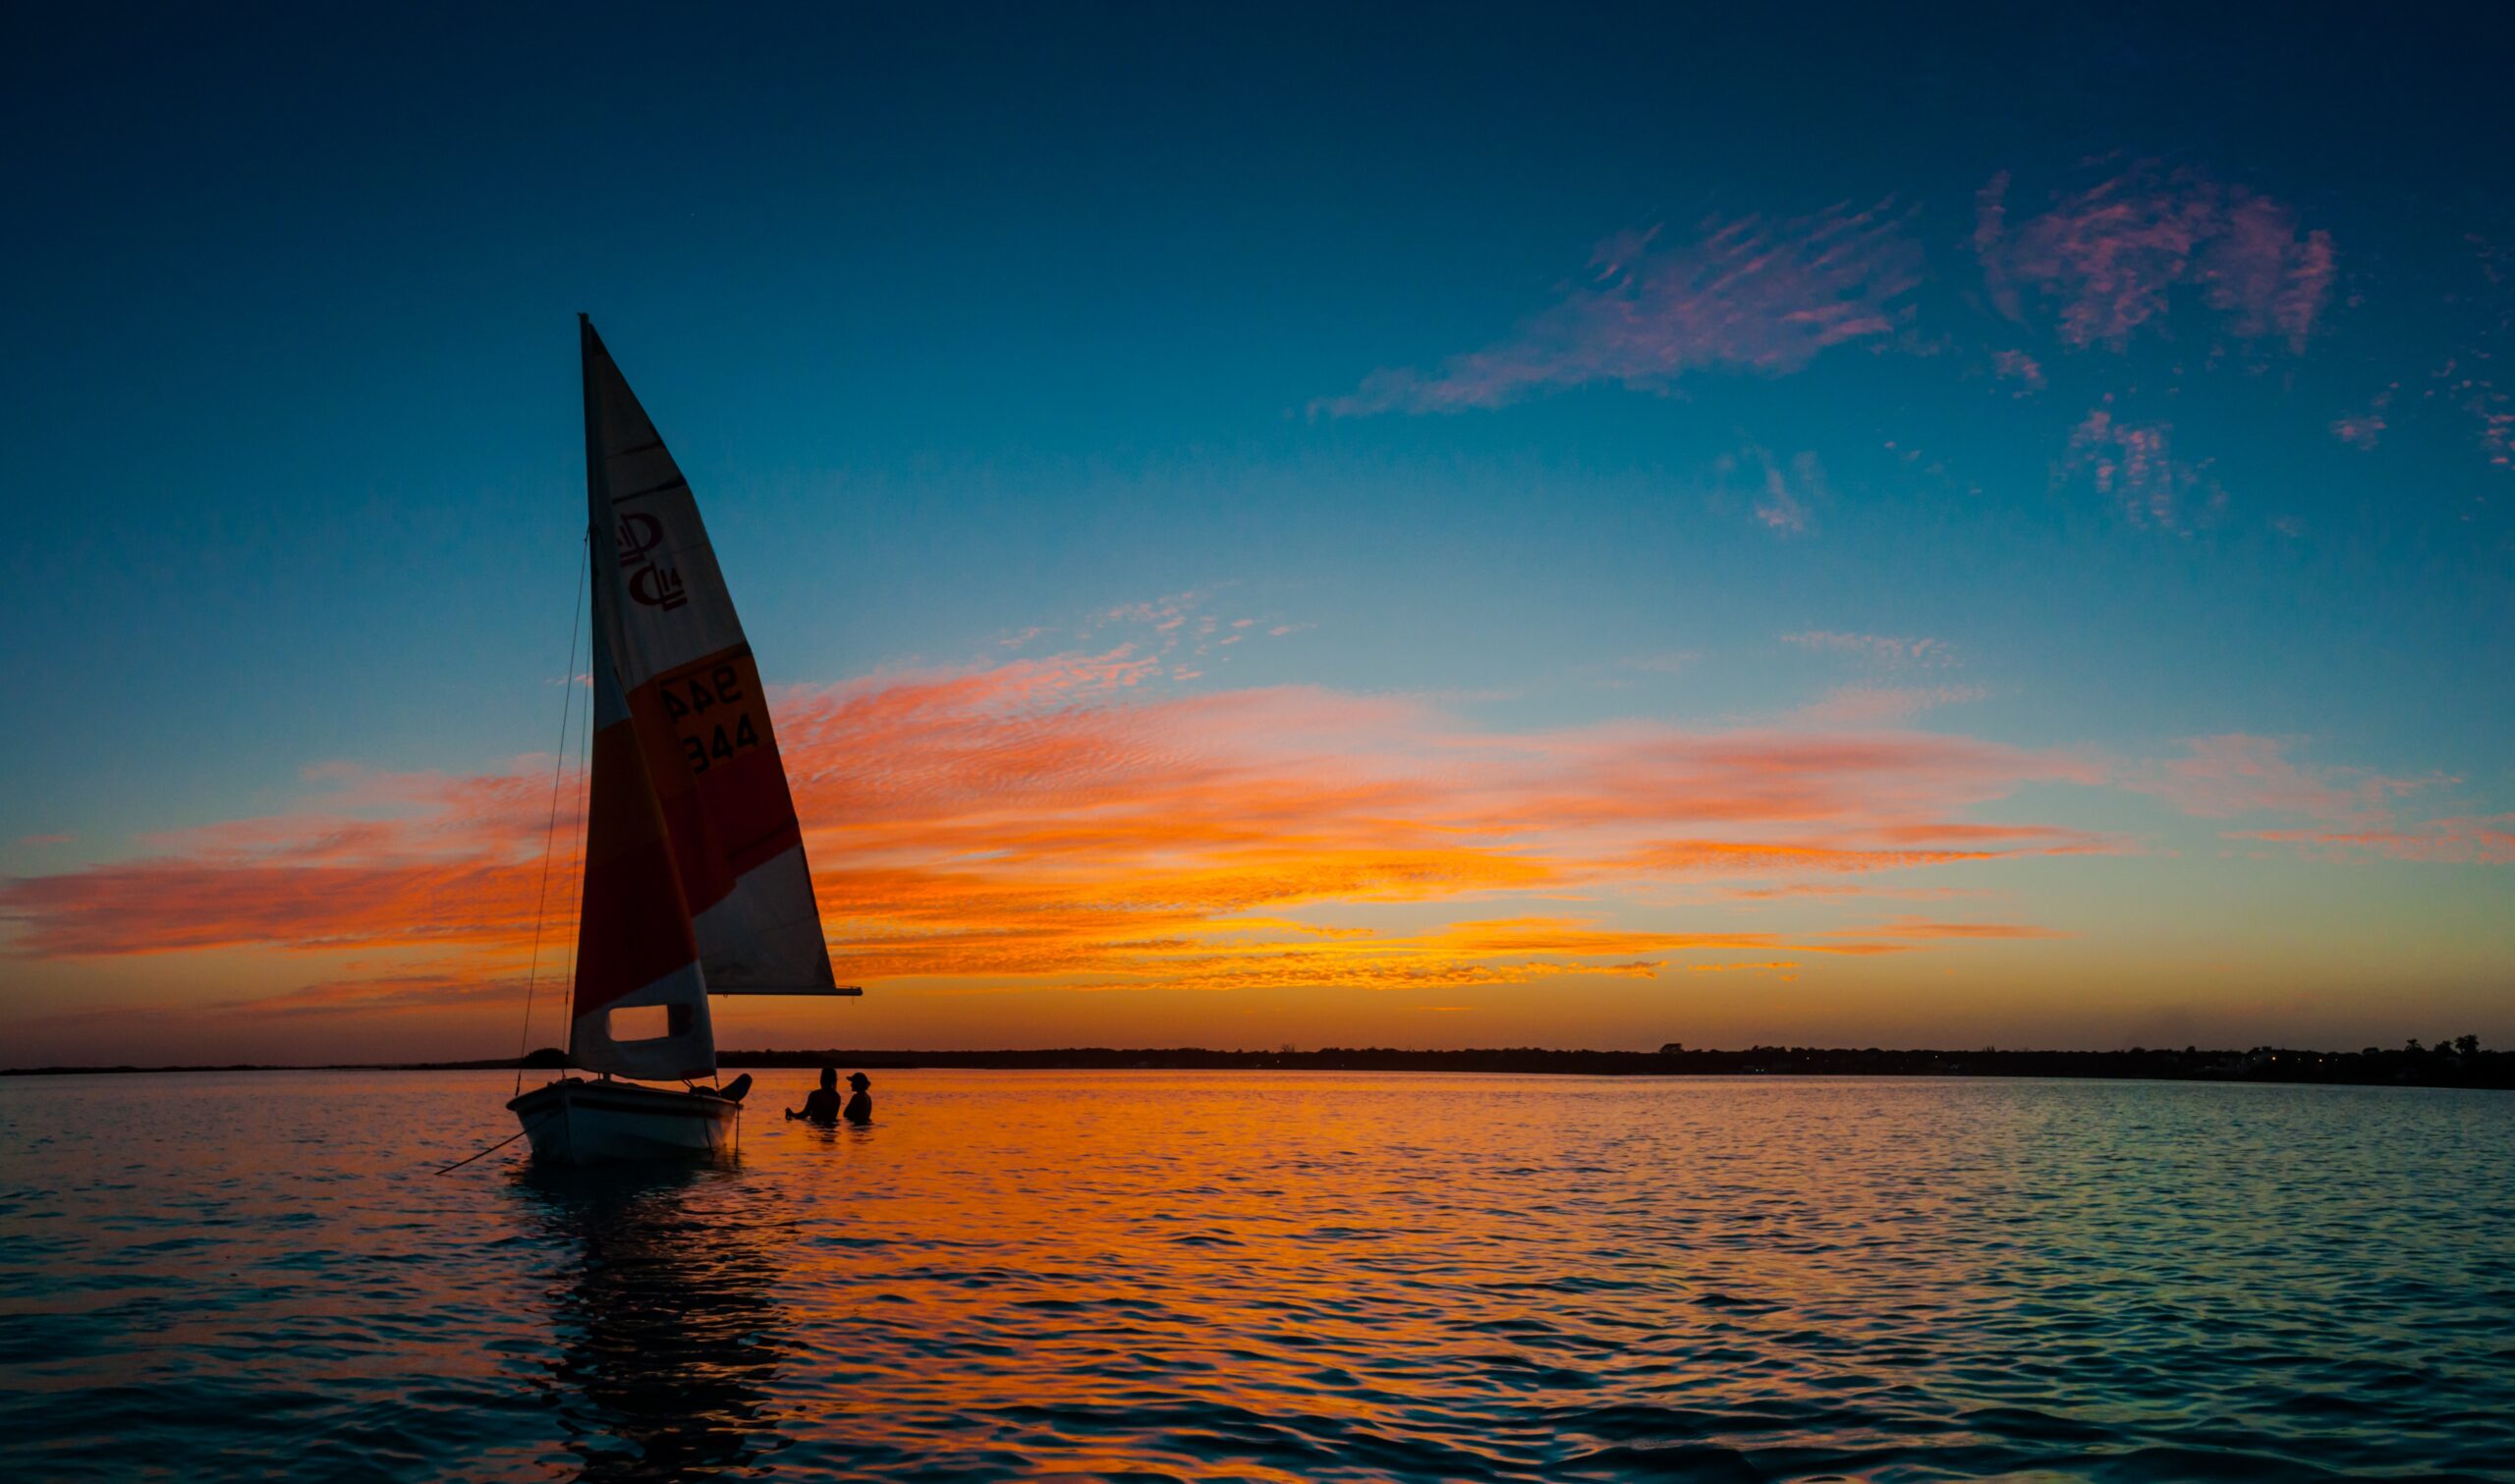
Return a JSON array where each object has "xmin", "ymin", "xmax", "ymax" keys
[{"xmin": 5, "ymin": 5, "xmax": 2511, "ymax": 1065}]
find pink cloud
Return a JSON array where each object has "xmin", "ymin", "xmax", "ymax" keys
[
  {"xmin": 1991, "ymin": 349, "xmax": 2045, "ymax": 393},
  {"xmin": 2206, "ymin": 189, "xmax": 2336, "ymax": 348},
  {"xmin": 2434, "ymin": 235, "xmax": 2515, "ymax": 473},
  {"xmin": 2059, "ymin": 405, "xmax": 2222, "ymax": 531},
  {"xmin": 2128, "ymin": 735, "xmax": 2445, "ymax": 829},
  {"xmin": 2332, "ymin": 385, "xmax": 2393, "ymax": 451},
  {"xmin": 2234, "ymin": 816, "xmax": 2515, "ymax": 865},
  {"xmin": 1318, "ymin": 202, "xmax": 1922, "ymax": 415},
  {"xmin": 2435, "ymin": 357, "xmax": 2515, "ymax": 472},
  {"xmin": 2129, "ymin": 737, "xmax": 2506, "ymax": 868},
  {"xmin": 1977, "ymin": 166, "xmax": 2335, "ymax": 353}
]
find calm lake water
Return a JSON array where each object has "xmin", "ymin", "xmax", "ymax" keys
[{"xmin": 2, "ymin": 1071, "xmax": 2510, "ymax": 1481}]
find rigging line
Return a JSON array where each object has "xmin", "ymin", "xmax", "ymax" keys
[
  {"xmin": 515, "ymin": 534, "xmax": 590, "ymax": 1096},
  {"xmin": 559, "ymin": 611, "xmax": 594, "ymax": 1069},
  {"xmin": 434, "ymin": 1115, "xmax": 554, "ymax": 1176}
]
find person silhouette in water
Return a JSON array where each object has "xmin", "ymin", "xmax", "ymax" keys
[
  {"xmin": 842, "ymin": 1072, "xmax": 872, "ymax": 1125},
  {"xmin": 786, "ymin": 1066, "xmax": 842, "ymax": 1124}
]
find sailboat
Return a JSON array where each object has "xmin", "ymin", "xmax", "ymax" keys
[{"xmin": 508, "ymin": 316, "xmax": 859, "ymax": 1163}]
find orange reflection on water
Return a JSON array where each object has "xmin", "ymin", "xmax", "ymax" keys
[{"xmin": 10, "ymin": 1070, "xmax": 2511, "ymax": 1479}]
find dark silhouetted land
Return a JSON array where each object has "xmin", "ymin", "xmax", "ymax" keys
[{"xmin": 6, "ymin": 1040, "xmax": 2506, "ymax": 1088}]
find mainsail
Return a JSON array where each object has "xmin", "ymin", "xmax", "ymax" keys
[{"xmin": 567, "ymin": 316, "xmax": 837, "ymax": 1080}]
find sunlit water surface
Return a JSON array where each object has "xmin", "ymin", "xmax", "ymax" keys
[{"xmin": 3, "ymin": 1071, "xmax": 2510, "ymax": 1481}]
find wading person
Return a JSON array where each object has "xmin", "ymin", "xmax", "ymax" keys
[
  {"xmin": 786, "ymin": 1066, "xmax": 842, "ymax": 1124},
  {"xmin": 843, "ymin": 1072, "xmax": 872, "ymax": 1125}
]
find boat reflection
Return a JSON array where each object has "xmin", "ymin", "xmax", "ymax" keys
[{"xmin": 507, "ymin": 1161, "xmax": 792, "ymax": 1482}]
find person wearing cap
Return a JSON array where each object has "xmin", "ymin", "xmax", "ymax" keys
[
  {"xmin": 842, "ymin": 1072, "xmax": 872, "ymax": 1125},
  {"xmin": 786, "ymin": 1066, "xmax": 842, "ymax": 1124}
]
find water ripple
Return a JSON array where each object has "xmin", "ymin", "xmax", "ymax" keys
[{"xmin": 2, "ymin": 1072, "xmax": 2511, "ymax": 1480}]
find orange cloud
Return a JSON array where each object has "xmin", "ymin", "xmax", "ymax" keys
[{"xmin": 2, "ymin": 650, "xmax": 2108, "ymax": 1008}]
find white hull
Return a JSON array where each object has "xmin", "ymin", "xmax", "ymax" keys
[{"xmin": 508, "ymin": 1077, "xmax": 740, "ymax": 1163}]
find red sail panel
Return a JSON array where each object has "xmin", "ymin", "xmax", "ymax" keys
[
  {"xmin": 579, "ymin": 318, "xmax": 837, "ymax": 994},
  {"xmin": 567, "ymin": 613, "xmax": 716, "ymax": 1080}
]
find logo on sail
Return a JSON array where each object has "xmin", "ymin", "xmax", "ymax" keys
[
  {"xmin": 630, "ymin": 565, "xmax": 689, "ymax": 610},
  {"xmin": 616, "ymin": 512, "xmax": 688, "ymax": 611},
  {"xmin": 615, "ymin": 512, "xmax": 665, "ymax": 564}
]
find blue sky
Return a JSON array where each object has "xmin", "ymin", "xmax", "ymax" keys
[{"xmin": 4, "ymin": 4, "xmax": 2510, "ymax": 1060}]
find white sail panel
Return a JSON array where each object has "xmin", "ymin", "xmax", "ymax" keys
[{"xmin": 583, "ymin": 346, "xmax": 749, "ymax": 691}]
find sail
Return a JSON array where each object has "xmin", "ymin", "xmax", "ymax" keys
[{"xmin": 568, "ymin": 316, "xmax": 837, "ymax": 1078}]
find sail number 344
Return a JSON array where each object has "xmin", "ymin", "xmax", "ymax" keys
[{"xmin": 660, "ymin": 665, "xmax": 760, "ymax": 775}]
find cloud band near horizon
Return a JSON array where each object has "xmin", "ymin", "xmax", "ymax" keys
[{"xmin": 4, "ymin": 642, "xmax": 2493, "ymax": 1030}]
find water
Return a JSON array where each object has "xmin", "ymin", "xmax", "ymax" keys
[{"xmin": 2, "ymin": 1072, "xmax": 2510, "ymax": 1482}]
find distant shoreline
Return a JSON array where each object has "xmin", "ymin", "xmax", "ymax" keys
[{"xmin": 6, "ymin": 1044, "xmax": 2505, "ymax": 1089}]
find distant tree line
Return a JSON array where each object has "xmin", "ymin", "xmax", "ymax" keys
[{"xmin": 684, "ymin": 1039, "xmax": 2509, "ymax": 1089}]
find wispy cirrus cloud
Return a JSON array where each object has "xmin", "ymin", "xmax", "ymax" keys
[
  {"xmin": 1783, "ymin": 631, "xmax": 1957, "ymax": 668},
  {"xmin": 1713, "ymin": 445, "xmax": 1829, "ymax": 536},
  {"xmin": 2128, "ymin": 736, "xmax": 2504, "ymax": 866},
  {"xmin": 2233, "ymin": 816, "xmax": 2515, "ymax": 866},
  {"xmin": 1977, "ymin": 165, "xmax": 2335, "ymax": 353},
  {"xmin": 2128, "ymin": 734, "xmax": 2445, "ymax": 829},
  {"xmin": 1754, "ymin": 448, "xmax": 1823, "ymax": 535},
  {"xmin": 1317, "ymin": 202, "xmax": 1922, "ymax": 416},
  {"xmin": 2431, "ymin": 235, "xmax": 2515, "ymax": 476}
]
